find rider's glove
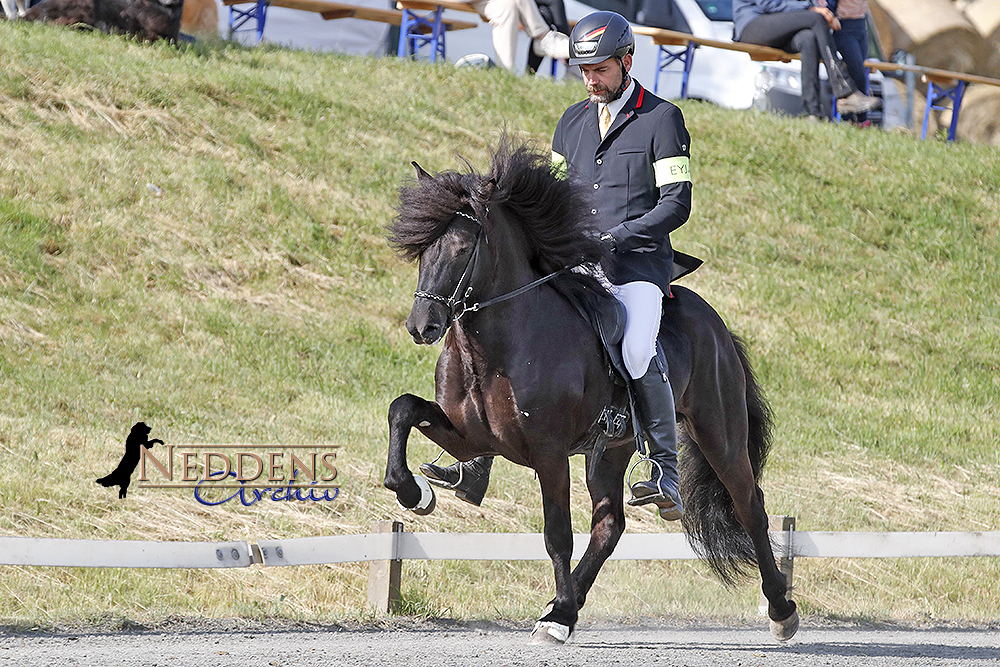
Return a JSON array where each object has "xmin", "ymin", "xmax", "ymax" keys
[{"xmin": 598, "ymin": 233, "xmax": 617, "ymax": 254}]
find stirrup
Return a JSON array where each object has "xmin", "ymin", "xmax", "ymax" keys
[
  {"xmin": 626, "ymin": 457, "xmax": 682, "ymax": 520},
  {"xmin": 625, "ymin": 455, "xmax": 668, "ymax": 504}
]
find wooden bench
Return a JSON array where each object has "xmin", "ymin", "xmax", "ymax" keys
[
  {"xmin": 631, "ymin": 25, "xmax": 798, "ymax": 100},
  {"xmin": 224, "ymin": 0, "xmax": 476, "ymax": 57},
  {"xmin": 864, "ymin": 59, "xmax": 1000, "ymax": 141},
  {"xmin": 394, "ymin": 0, "xmax": 481, "ymax": 62},
  {"xmin": 633, "ymin": 24, "xmax": 1000, "ymax": 141}
]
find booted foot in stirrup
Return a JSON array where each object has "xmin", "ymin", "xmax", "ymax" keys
[
  {"xmin": 626, "ymin": 361, "xmax": 684, "ymax": 521},
  {"xmin": 419, "ymin": 455, "xmax": 493, "ymax": 506}
]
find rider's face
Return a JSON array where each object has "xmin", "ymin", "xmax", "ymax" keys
[{"xmin": 581, "ymin": 54, "xmax": 631, "ymax": 104}]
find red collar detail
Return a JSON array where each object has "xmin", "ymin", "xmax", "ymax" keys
[{"xmin": 584, "ymin": 84, "xmax": 643, "ymax": 111}]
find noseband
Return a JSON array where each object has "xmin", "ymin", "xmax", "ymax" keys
[{"xmin": 412, "ymin": 209, "xmax": 569, "ymax": 323}]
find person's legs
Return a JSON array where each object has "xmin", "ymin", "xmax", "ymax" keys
[
  {"xmin": 474, "ymin": 0, "xmax": 520, "ymax": 71},
  {"xmin": 789, "ymin": 29, "xmax": 822, "ymax": 116},
  {"xmin": 740, "ymin": 9, "xmax": 877, "ymax": 113},
  {"xmin": 615, "ymin": 282, "xmax": 661, "ymax": 381},
  {"xmin": 512, "ymin": 0, "xmax": 548, "ymax": 38},
  {"xmin": 526, "ymin": 0, "xmax": 569, "ymax": 73},
  {"xmin": 738, "ymin": 9, "xmax": 824, "ymax": 50},
  {"xmin": 833, "ymin": 17, "xmax": 870, "ymax": 121},
  {"xmin": 614, "ymin": 282, "xmax": 683, "ymax": 520}
]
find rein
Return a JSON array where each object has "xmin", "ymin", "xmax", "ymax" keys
[{"xmin": 412, "ymin": 210, "xmax": 571, "ymax": 321}]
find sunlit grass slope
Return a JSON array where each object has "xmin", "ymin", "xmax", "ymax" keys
[{"xmin": 1, "ymin": 21, "xmax": 998, "ymax": 626}]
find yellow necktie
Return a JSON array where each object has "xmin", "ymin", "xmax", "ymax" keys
[{"xmin": 599, "ymin": 106, "xmax": 612, "ymax": 139}]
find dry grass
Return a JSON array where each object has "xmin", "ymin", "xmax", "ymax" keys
[{"xmin": 2, "ymin": 21, "xmax": 999, "ymax": 627}]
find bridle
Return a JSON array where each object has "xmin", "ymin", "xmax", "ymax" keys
[{"xmin": 412, "ymin": 208, "xmax": 570, "ymax": 323}]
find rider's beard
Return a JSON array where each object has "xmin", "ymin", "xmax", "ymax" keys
[{"xmin": 586, "ymin": 66, "xmax": 627, "ymax": 105}]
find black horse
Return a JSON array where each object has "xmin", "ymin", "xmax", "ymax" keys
[{"xmin": 384, "ymin": 139, "xmax": 798, "ymax": 644}]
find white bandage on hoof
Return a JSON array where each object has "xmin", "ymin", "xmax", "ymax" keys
[
  {"xmin": 397, "ymin": 474, "xmax": 436, "ymax": 515},
  {"xmin": 529, "ymin": 621, "xmax": 571, "ymax": 645}
]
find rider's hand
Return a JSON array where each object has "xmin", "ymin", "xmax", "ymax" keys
[{"xmin": 598, "ymin": 233, "xmax": 617, "ymax": 254}]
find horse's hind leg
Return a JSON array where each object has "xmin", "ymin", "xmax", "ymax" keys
[
  {"xmin": 690, "ymin": 413, "xmax": 797, "ymax": 639},
  {"xmin": 385, "ymin": 393, "xmax": 471, "ymax": 513}
]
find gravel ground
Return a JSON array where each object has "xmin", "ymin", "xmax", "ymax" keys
[{"xmin": 2, "ymin": 617, "xmax": 999, "ymax": 666}]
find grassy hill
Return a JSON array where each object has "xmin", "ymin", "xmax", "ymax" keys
[{"xmin": 1, "ymin": 21, "xmax": 998, "ymax": 627}]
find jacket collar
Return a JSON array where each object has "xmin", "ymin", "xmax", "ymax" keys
[{"xmin": 586, "ymin": 81, "xmax": 645, "ymax": 143}]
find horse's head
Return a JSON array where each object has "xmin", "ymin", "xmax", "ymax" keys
[
  {"xmin": 392, "ymin": 162, "xmax": 489, "ymax": 345},
  {"xmin": 406, "ymin": 208, "xmax": 483, "ymax": 345},
  {"xmin": 390, "ymin": 141, "xmax": 606, "ymax": 344}
]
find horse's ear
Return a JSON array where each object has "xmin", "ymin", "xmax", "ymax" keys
[
  {"xmin": 412, "ymin": 161, "xmax": 432, "ymax": 181},
  {"xmin": 481, "ymin": 177, "xmax": 498, "ymax": 200}
]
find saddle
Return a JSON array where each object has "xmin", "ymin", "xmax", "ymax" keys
[{"xmin": 567, "ymin": 250, "xmax": 703, "ymax": 478}]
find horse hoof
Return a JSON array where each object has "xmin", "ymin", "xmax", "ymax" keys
[
  {"xmin": 397, "ymin": 474, "xmax": 436, "ymax": 515},
  {"xmin": 769, "ymin": 609, "xmax": 799, "ymax": 642},
  {"xmin": 529, "ymin": 621, "xmax": 571, "ymax": 645}
]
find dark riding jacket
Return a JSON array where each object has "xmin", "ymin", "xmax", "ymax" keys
[{"xmin": 552, "ymin": 81, "xmax": 692, "ymax": 296}]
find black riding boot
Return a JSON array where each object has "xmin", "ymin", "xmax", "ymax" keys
[
  {"xmin": 419, "ymin": 455, "xmax": 493, "ymax": 506},
  {"xmin": 626, "ymin": 361, "xmax": 684, "ymax": 521}
]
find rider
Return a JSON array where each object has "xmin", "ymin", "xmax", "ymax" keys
[{"xmin": 422, "ymin": 11, "xmax": 689, "ymax": 520}]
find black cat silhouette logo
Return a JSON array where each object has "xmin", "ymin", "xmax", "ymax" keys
[{"xmin": 96, "ymin": 422, "xmax": 164, "ymax": 499}]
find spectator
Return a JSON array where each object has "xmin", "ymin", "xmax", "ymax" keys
[
  {"xmin": 471, "ymin": 0, "xmax": 569, "ymax": 72},
  {"xmin": 732, "ymin": 0, "xmax": 880, "ymax": 119},
  {"xmin": 829, "ymin": 0, "xmax": 872, "ymax": 124},
  {"xmin": 526, "ymin": 0, "xmax": 569, "ymax": 74}
]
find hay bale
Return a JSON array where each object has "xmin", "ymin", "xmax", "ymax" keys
[
  {"xmin": 964, "ymin": 0, "xmax": 1000, "ymax": 79},
  {"xmin": 870, "ymin": 0, "xmax": 980, "ymax": 72},
  {"xmin": 180, "ymin": 0, "xmax": 218, "ymax": 37},
  {"xmin": 920, "ymin": 84, "xmax": 1000, "ymax": 146},
  {"xmin": 955, "ymin": 85, "xmax": 1000, "ymax": 147}
]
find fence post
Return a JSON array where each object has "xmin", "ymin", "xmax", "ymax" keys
[
  {"xmin": 367, "ymin": 520, "xmax": 404, "ymax": 614},
  {"xmin": 759, "ymin": 515, "xmax": 795, "ymax": 615}
]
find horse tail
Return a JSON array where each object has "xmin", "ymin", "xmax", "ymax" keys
[{"xmin": 680, "ymin": 332, "xmax": 773, "ymax": 586}]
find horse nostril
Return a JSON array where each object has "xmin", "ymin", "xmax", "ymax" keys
[{"xmin": 420, "ymin": 323, "xmax": 442, "ymax": 345}]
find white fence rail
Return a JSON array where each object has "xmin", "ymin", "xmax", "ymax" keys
[
  {"xmin": 3, "ymin": 523, "xmax": 999, "ymax": 612},
  {"xmin": 0, "ymin": 537, "xmax": 253, "ymax": 568}
]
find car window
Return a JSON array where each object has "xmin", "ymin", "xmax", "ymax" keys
[{"xmin": 694, "ymin": 0, "xmax": 732, "ymax": 21}]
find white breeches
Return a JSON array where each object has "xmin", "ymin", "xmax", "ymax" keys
[
  {"xmin": 611, "ymin": 281, "xmax": 663, "ymax": 380},
  {"xmin": 472, "ymin": 0, "xmax": 549, "ymax": 71}
]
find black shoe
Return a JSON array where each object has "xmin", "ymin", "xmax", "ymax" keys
[
  {"xmin": 419, "ymin": 456, "xmax": 493, "ymax": 506},
  {"xmin": 628, "ymin": 476, "xmax": 684, "ymax": 521},
  {"xmin": 624, "ymin": 361, "xmax": 684, "ymax": 521}
]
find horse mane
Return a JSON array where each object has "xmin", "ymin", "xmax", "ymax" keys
[
  {"xmin": 389, "ymin": 136, "xmax": 612, "ymax": 316},
  {"xmin": 389, "ymin": 135, "xmax": 605, "ymax": 275}
]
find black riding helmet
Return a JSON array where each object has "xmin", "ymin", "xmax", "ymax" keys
[{"xmin": 568, "ymin": 11, "xmax": 635, "ymax": 66}]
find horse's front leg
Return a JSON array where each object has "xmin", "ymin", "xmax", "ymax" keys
[
  {"xmin": 530, "ymin": 453, "xmax": 577, "ymax": 645},
  {"xmin": 385, "ymin": 393, "xmax": 469, "ymax": 513},
  {"xmin": 571, "ymin": 444, "xmax": 633, "ymax": 609}
]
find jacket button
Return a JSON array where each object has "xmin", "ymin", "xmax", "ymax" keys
[
  {"xmin": 591, "ymin": 209, "xmax": 597, "ymax": 214},
  {"xmin": 593, "ymin": 184, "xmax": 599, "ymax": 189},
  {"xmin": 596, "ymin": 159, "xmax": 602, "ymax": 165}
]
